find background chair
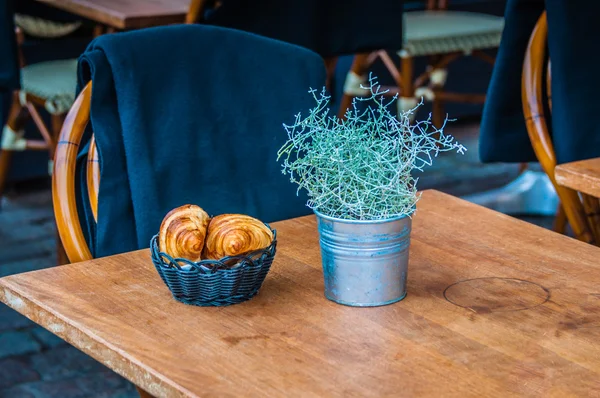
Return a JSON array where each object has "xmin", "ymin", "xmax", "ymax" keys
[
  {"xmin": 0, "ymin": 14, "xmax": 81, "ymax": 200},
  {"xmin": 338, "ymin": 0, "xmax": 504, "ymax": 123},
  {"xmin": 0, "ymin": 0, "xmax": 208, "ymax": 200},
  {"xmin": 521, "ymin": 11, "xmax": 599, "ymax": 245}
]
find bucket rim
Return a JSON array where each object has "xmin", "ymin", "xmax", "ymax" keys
[{"xmin": 313, "ymin": 210, "xmax": 413, "ymax": 224}]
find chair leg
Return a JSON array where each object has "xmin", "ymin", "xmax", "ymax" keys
[
  {"xmin": 429, "ymin": 67, "xmax": 448, "ymax": 127},
  {"xmin": 136, "ymin": 387, "xmax": 156, "ymax": 398},
  {"xmin": 338, "ymin": 53, "xmax": 371, "ymax": 119},
  {"xmin": 49, "ymin": 114, "xmax": 65, "ymax": 173},
  {"xmin": 0, "ymin": 148, "xmax": 14, "ymax": 200},
  {"xmin": 553, "ymin": 203, "xmax": 567, "ymax": 234},
  {"xmin": 56, "ymin": 227, "xmax": 69, "ymax": 265},
  {"xmin": 0, "ymin": 93, "xmax": 29, "ymax": 199},
  {"xmin": 581, "ymin": 194, "xmax": 600, "ymax": 245},
  {"xmin": 432, "ymin": 96, "xmax": 445, "ymax": 128},
  {"xmin": 398, "ymin": 55, "xmax": 417, "ymax": 121},
  {"xmin": 324, "ymin": 56, "xmax": 338, "ymax": 92}
]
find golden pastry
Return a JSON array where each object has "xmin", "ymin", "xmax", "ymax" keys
[
  {"xmin": 158, "ymin": 204, "xmax": 210, "ymax": 261},
  {"xmin": 203, "ymin": 214, "xmax": 273, "ymax": 259}
]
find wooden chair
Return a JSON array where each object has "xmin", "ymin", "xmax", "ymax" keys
[
  {"xmin": 338, "ymin": 0, "xmax": 504, "ymax": 124},
  {"xmin": 521, "ymin": 12, "xmax": 600, "ymax": 245},
  {"xmin": 554, "ymin": 158, "xmax": 600, "ymax": 241},
  {"xmin": 0, "ymin": 16, "xmax": 81, "ymax": 201}
]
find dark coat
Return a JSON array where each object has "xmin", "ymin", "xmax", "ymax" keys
[
  {"xmin": 0, "ymin": 0, "xmax": 19, "ymax": 92},
  {"xmin": 77, "ymin": 24, "xmax": 326, "ymax": 257},
  {"xmin": 205, "ymin": 0, "xmax": 405, "ymax": 57},
  {"xmin": 480, "ymin": 0, "xmax": 600, "ymax": 164}
]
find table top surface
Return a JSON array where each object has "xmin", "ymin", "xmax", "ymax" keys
[
  {"xmin": 2, "ymin": 190, "xmax": 600, "ymax": 397},
  {"xmin": 555, "ymin": 157, "xmax": 600, "ymax": 199},
  {"xmin": 37, "ymin": 0, "xmax": 190, "ymax": 29}
]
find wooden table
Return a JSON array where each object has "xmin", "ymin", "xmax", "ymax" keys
[
  {"xmin": 36, "ymin": 0, "xmax": 190, "ymax": 30},
  {"xmin": 2, "ymin": 190, "xmax": 600, "ymax": 397},
  {"xmin": 555, "ymin": 157, "xmax": 600, "ymax": 199}
]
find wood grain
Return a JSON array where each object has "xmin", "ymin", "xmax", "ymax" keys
[
  {"xmin": 3, "ymin": 190, "xmax": 600, "ymax": 397},
  {"xmin": 555, "ymin": 158, "xmax": 600, "ymax": 199},
  {"xmin": 37, "ymin": 0, "xmax": 190, "ymax": 29}
]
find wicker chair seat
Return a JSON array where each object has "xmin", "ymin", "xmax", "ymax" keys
[
  {"xmin": 21, "ymin": 59, "xmax": 78, "ymax": 115},
  {"xmin": 14, "ymin": 13, "xmax": 82, "ymax": 38},
  {"xmin": 402, "ymin": 11, "xmax": 504, "ymax": 57}
]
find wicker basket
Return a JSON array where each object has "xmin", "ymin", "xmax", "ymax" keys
[{"xmin": 150, "ymin": 228, "xmax": 277, "ymax": 307}]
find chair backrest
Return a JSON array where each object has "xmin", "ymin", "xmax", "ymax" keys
[
  {"xmin": 53, "ymin": 81, "xmax": 93, "ymax": 262},
  {"xmin": 521, "ymin": 12, "xmax": 599, "ymax": 245}
]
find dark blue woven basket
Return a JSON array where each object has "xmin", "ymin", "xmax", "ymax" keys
[{"xmin": 150, "ymin": 228, "xmax": 277, "ymax": 307}]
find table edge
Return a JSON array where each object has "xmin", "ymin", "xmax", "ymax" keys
[
  {"xmin": 555, "ymin": 166, "xmax": 600, "ymax": 198},
  {"xmin": 0, "ymin": 279, "xmax": 195, "ymax": 397},
  {"xmin": 36, "ymin": 0, "xmax": 188, "ymax": 29}
]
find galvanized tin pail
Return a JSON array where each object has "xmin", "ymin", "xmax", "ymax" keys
[{"xmin": 315, "ymin": 211, "xmax": 412, "ymax": 307}]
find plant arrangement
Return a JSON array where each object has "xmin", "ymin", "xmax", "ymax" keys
[{"xmin": 277, "ymin": 74, "xmax": 466, "ymax": 221}]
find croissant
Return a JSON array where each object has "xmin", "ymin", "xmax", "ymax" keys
[
  {"xmin": 203, "ymin": 214, "xmax": 273, "ymax": 260},
  {"xmin": 158, "ymin": 204, "xmax": 210, "ymax": 261}
]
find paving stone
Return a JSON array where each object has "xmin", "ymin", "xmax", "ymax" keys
[
  {"xmin": 0, "ymin": 386, "xmax": 36, "ymax": 398},
  {"xmin": 0, "ymin": 357, "xmax": 39, "ymax": 390},
  {"xmin": 0, "ymin": 331, "xmax": 41, "ymax": 360},
  {"xmin": 0, "ymin": 237, "xmax": 56, "ymax": 268},
  {"xmin": 30, "ymin": 327, "xmax": 66, "ymax": 349},
  {"xmin": 95, "ymin": 388, "xmax": 139, "ymax": 398},
  {"xmin": 0, "ymin": 257, "xmax": 55, "ymax": 278},
  {"xmin": 0, "ymin": 304, "xmax": 34, "ymax": 331},
  {"xmin": 29, "ymin": 346, "xmax": 107, "ymax": 381},
  {"xmin": 1, "ymin": 378, "xmax": 85, "ymax": 398},
  {"xmin": 75, "ymin": 370, "xmax": 137, "ymax": 397},
  {"xmin": 1, "ymin": 370, "xmax": 136, "ymax": 398}
]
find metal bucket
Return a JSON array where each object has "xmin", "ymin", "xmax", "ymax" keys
[{"xmin": 315, "ymin": 211, "xmax": 412, "ymax": 307}]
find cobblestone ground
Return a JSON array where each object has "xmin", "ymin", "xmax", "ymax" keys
[
  {"xmin": 0, "ymin": 189, "xmax": 138, "ymax": 398},
  {"xmin": 0, "ymin": 121, "xmax": 553, "ymax": 397}
]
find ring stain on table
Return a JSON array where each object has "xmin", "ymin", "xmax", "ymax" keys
[{"xmin": 443, "ymin": 277, "xmax": 551, "ymax": 314}]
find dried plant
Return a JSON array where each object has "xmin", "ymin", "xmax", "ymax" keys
[{"xmin": 277, "ymin": 74, "xmax": 466, "ymax": 220}]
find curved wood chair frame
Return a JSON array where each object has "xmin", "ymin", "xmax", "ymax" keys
[
  {"xmin": 52, "ymin": 82, "xmax": 94, "ymax": 264},
  {"xmin": 521, "ymin": 12, "xmax": 599, "ymax": 245}
]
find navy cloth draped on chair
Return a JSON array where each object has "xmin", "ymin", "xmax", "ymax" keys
[
  {"xmin": 0, "ymin": 0, "xmax": 18, "ymax": 90},
  {"xmin": 480, "ymin": 0, "xmax": 600, "ymax": 165},
  {"xmin": 76, "ymin": 24, "xmax": 327, "ymax": 258},
  {"xmin": 0, "ymin": 0, "xmax": 19, "ymax": 125}
]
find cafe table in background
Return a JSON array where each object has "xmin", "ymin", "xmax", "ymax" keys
[{"xmin": 36, "ymin": 0, "xmax": 191, "ymax": 32}]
